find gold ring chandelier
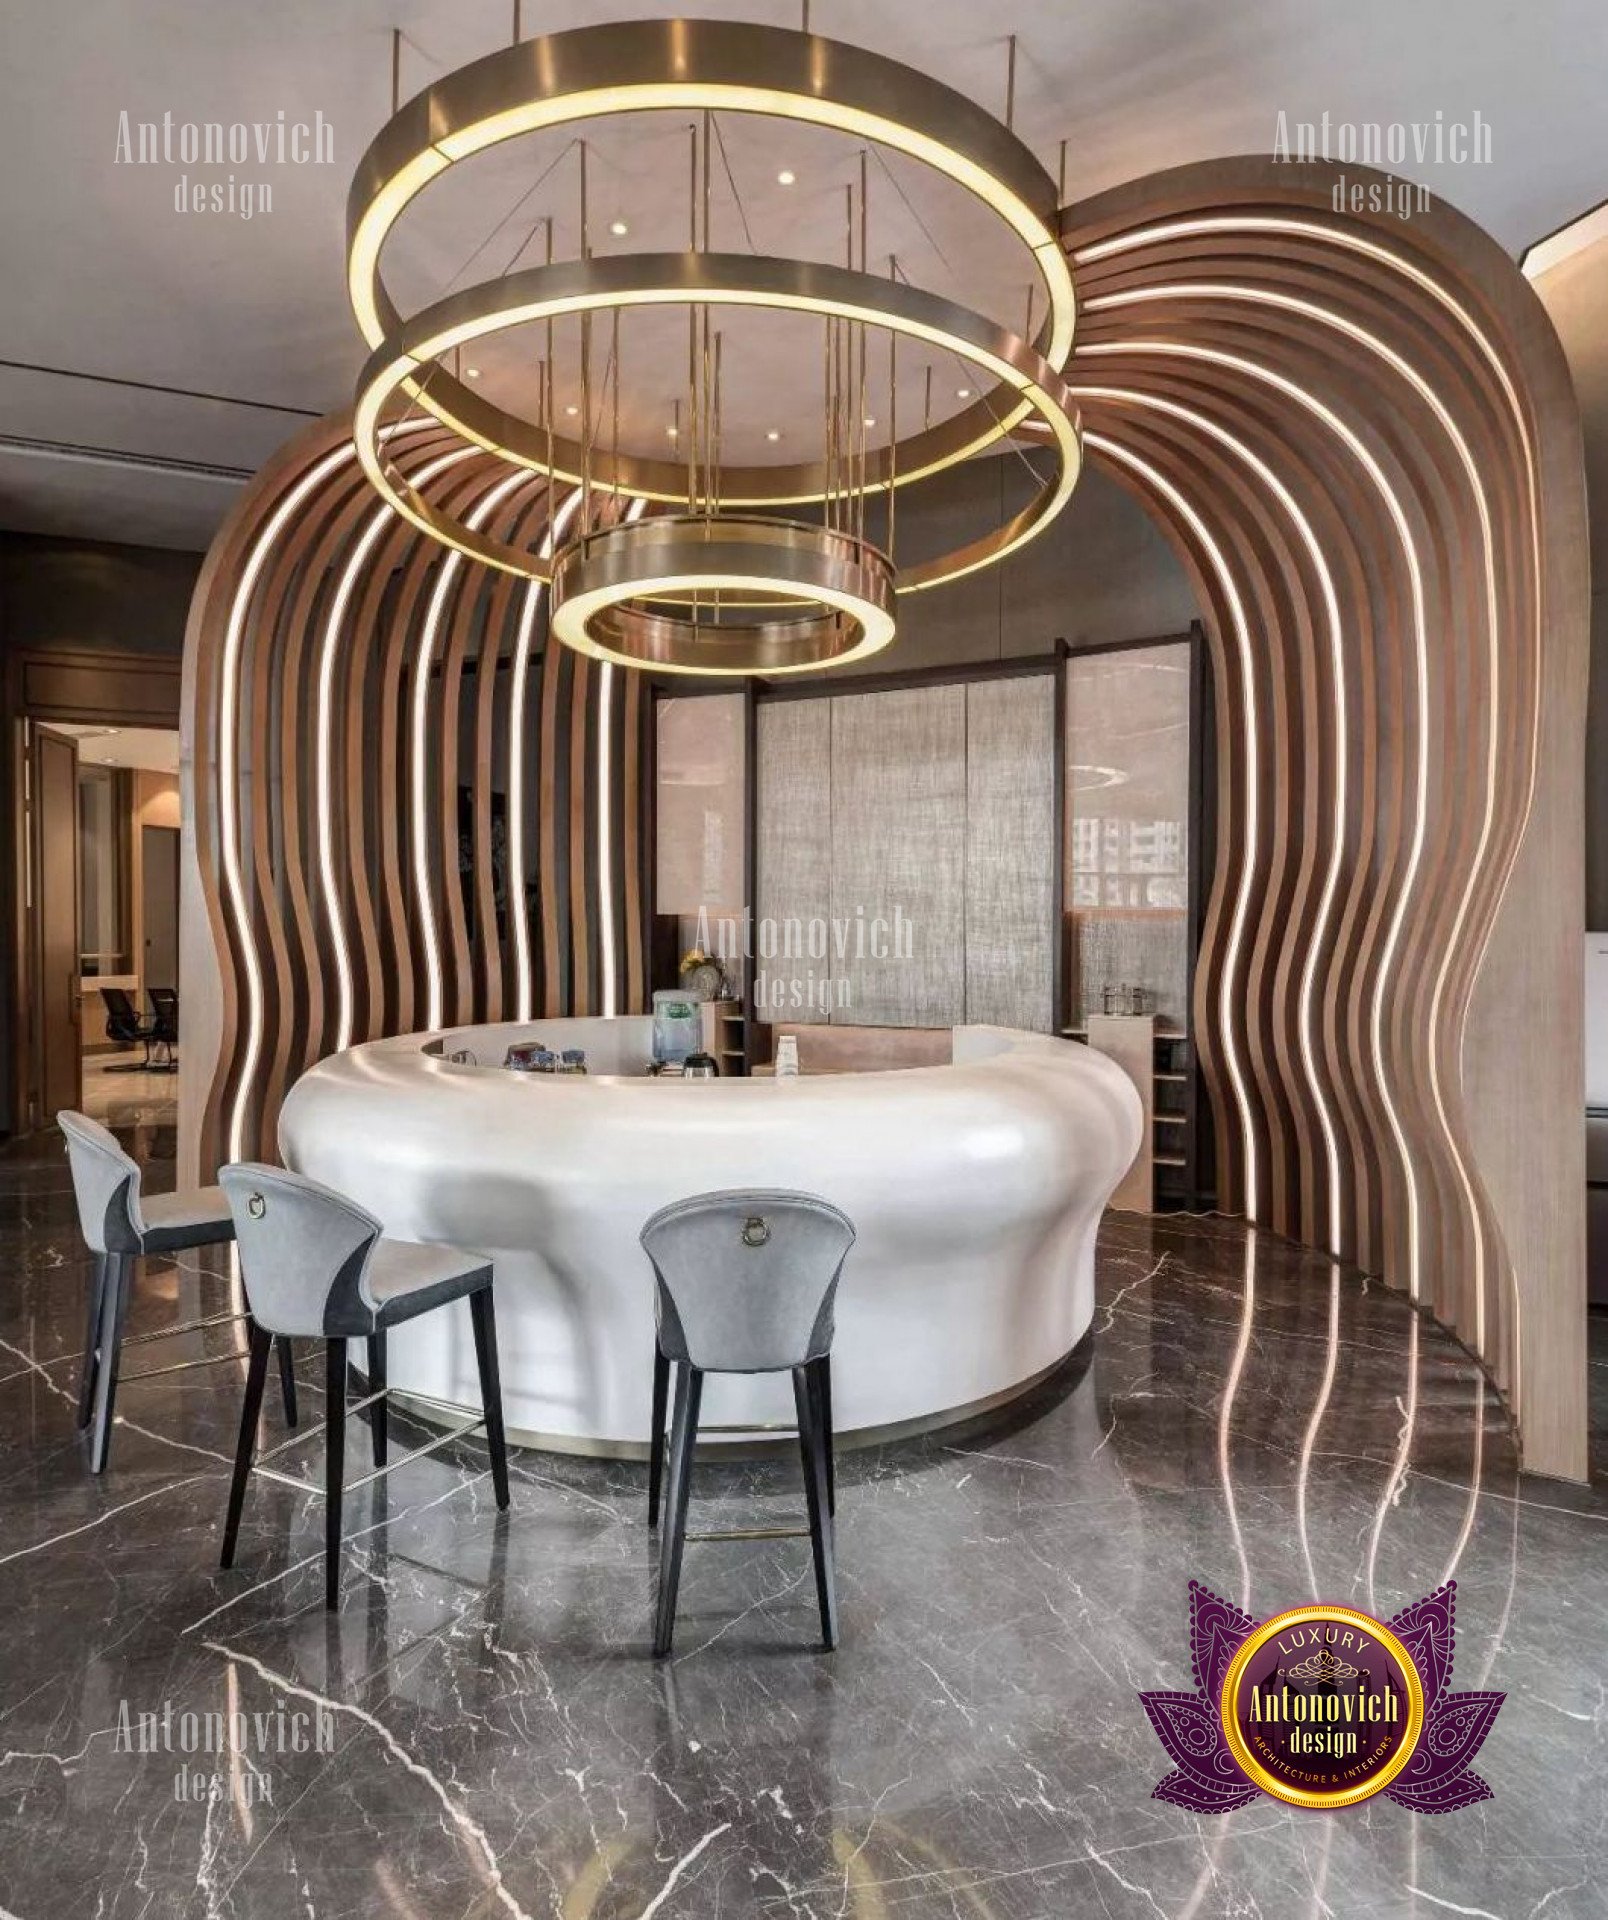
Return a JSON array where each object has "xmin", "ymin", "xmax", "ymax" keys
[{"xmin": 346, "ymin": 18, "xmax": 1082, "ymax": 674}]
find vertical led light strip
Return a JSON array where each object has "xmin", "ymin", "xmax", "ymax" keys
[
  {"xmin": 1077, "ymin": 335, "xmax": 1430, "ymax": 1298},
  {"xmin": 1084, "ymin": 429, "xmax": 1261, "ymax": 1221},
  {"xmin": 508, "ymin": 486, "xmax": 583, "ymax": 1022},
  {"xmin": 220, "ymin": 446, "xmax": 356, "ymax": 1162},
  {"xmin": 596, "ymin": 496, "xmax": 650, "ymax": 1021},
  {"xmin": 411, "ymin": 466, "xmax": 534, "ymax": 1033},
  {"xmin": 315, "ymin": 446, "xmax": 476, "ymax": 1054},
  {"xmin": 1075, "ymin": 375, "xmax": 1347, "ymax": 1255},
  {"xmin": 1085, "ymin": 276, "xmax": 1512, "ymax": 1347}
]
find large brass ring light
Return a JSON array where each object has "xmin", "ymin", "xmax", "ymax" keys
[
  {"xmin": 346, "ymin": 17, "xmax": 1076, "ymax": 506},
  {"xmin": 550, "ymin": 516, "xmax": 897, "ymax": 675},
  {"xmin": 354, "ymin": 252, "xmax": 1084, "ymax": 593}
]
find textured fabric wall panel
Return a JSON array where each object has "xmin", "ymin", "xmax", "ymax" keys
[
  {"xmin": 829, "ymin": 685, "xmax": 966, "ymax": 1028},
  {"xmin": 754, "ymin": 698, "xmax": 833, "ymax": 1025},
  {"xmin": 964, "ymin": 675, "xmax": 1056, "ymax": 1031}
]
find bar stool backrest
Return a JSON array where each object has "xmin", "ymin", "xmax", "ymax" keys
[
  {"xmin": 219, "ymin": 1163, "xmax": 382, "ymax": 1338},
  {"xmin": 57, "ymin": 1110, "xmax": 142, "ymax": 1255},
  {"xmin": 640, "ymin": 1189, "xmax": 856, "ymax": 1373}
]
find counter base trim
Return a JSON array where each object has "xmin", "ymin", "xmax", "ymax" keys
[{"xmin": 382, "ymin": 1338, "xmax": 1092, "ymax": 1462}]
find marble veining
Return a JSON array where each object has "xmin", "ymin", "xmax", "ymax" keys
[{"xmin": 0, "ymin": 1111, "xmax": 1603, "ymax": 1918}]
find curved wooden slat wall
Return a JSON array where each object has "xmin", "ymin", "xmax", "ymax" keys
[
  {"xmin": 179, "ymin": 416, "xmax": 647, "ymax": 1183},
  {"xmin": 1062, "ymin": 159, "xmax": 1588, "ymax": 1478},
  {"xmin": 179, "ymin": 154, "xmax": 1586, "ymax": 1476}
]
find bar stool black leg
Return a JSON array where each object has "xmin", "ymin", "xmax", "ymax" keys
[
  {"xmin": 89, "ymin": 1253, "xmax": 134, "ymax": 1474},
  {"xmin": 793, "ymin": 1365, "xmax": 838, "ymax": 1651},
  {"xmin": 324, "ymin": 1338, "xmax": 346, "ymax": 1611},
  {"xmin": 647, "ymin": 1344, "xmax": 670, "ymax": 1527},
  {"xmin": 817, "ymin": 1356, "xmax": 836, "ymax": 1518},
  {"xmin": 75, "ymin": 1254, "xmax": 108, "ymax": 1430},
  {"xmin": 220, "ymin": 1324, "xmax": 273, "ymax": 1569},
  {"xmin": 653, "ymin": 1364, "xmax": 703, "ymax": 1658},
  {"xmin": 469, "ymin": 1290, "xmax": 510, "ymax": 1510},
  {"xmin": 276, "ymin": 1335, "xmax": 299, "ymax": 1428},
  {"xmin": 366, "ymin": 1332, "xmax": 387, "ymax": 1468}
]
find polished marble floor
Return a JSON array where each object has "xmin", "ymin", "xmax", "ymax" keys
[{"xmin": 0, "ymin": 1111, "xmax": 1603, "ymax": 1919}]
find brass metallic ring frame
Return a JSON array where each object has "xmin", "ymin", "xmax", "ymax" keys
[
  {"xmin": 355, "ymin": 252, "xmax": 1084, "ymax": 589},
  {"xmin": 549, "ymin": 514, "xmax": 896, "ymax": 675},
  {"xmin": 346, "ymin": 17, "xmax": 1075, "ymax": 503}
]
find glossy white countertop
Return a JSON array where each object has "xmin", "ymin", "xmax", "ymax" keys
[{"xmin": 279, "ymin": 1019, "xmax": 1142, "ymax": 1452}]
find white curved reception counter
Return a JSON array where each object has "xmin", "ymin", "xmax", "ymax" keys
[{"xmin": 277, "ymin": 1019, "xmax": 1141, "ymax": 1455}]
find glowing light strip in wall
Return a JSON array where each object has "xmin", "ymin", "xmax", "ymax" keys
[
  {"xmin": 508, "ymin": 487, "xmax": 583, "ymax": 1022},
  {"xmin": 1084, "ymin": 428, "xmax": 1261, "ymax": 1220},
  {"xmin": 1073, "ymin": 335, "xmax": 1454, "ymax": 1299},
  {"xmin": 220, "ymin": 445, "xmax": 357, "ymax": 1162},
  {"xmin": 411, "ymin": 466, "xmax": 534, "ymax": 1033},
  {"xmin": 1080, "ymin": 218, "xmax": 1546, "ymax": 1371},
  {"xmin": 596, "ymin": 497, "xmax": 649, "ymax": 1020},
  {"xmin": 316, "ymin": 446, "xmax": 475, "ymax": 1053},
  {"xmin": 1076, "ymin": 373, "xmax": 1347, "ymax": 1254},
  {"xmin": 1087, "ymin": 283, "xmax": 1501, "ymax": 1334}
]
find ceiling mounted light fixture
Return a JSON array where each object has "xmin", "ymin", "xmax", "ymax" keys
[{"xmin": 345, "ymin": 17, "xmax": 1080, "ymax": 674}]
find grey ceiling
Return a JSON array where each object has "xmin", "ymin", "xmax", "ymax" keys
[{"xmin": 1, "ymin": 0, "xmax": 1604, "ymax": 553}]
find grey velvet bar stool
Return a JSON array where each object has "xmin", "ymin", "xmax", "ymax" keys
[
  {"xmin": 57, "ymin": 1110, "xmax": 297, "ymax": 1474},
  {"xmin": 217, "ymin": 1164, "xmax": 510, "ymax": 1609},
  {"xmin": 639, "ymin": 1189, "xmax": 855, "ymax": 1657}
]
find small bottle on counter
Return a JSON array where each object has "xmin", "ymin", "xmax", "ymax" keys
[
  {"xmin": 775, "ymin": 1034, "xmax": 800, "ymax": 1077},
  {"xmin": 559, "ymin": 1048, "xmax": 588, "ymax": 1074}
]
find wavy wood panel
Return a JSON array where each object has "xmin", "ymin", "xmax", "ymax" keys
[
  {"xmin": 179, "ymin": 154, "xmax": 1587, "ymax": 1476},
  {"xmin": 1061, "ymin": 158, "xmax": 1589, "ymax": 1478},
  {"xmin": 181, "ymin": 416, "xmax": 647, "ymax": 1182}
]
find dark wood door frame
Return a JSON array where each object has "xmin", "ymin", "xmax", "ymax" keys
[{"xmin": 3, "ymin": 647, "xmax": 181, "ymax": 1135}]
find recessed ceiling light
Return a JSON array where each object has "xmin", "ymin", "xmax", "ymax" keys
[
  {"xmin": 466, "ymin": 366, "xmax": 482, "ymax": 379},
  {"xmin": 955, "ymin": 386, "xmax": 972, "ymax": 398},
  {"xmin": 610, "ymin": 218, "xmax": 629, "ymax": 236},
  {"xmin": 565, "ymin": 404, "xmax": 580, "ymax": 417},
  {"xmin": 777, "ymin": 169, "xmax": 796, "ymax": 186},
  {"xmin": 863, "ymin": 416, "xmax": 877, "ymax": 428},
  {"xmin": 666, "ymin": 424, "xmax": 679, "ymax": 439},
  {"xmin": 765, "ymin": 428, "xmax": 781, "ymax": 442}
]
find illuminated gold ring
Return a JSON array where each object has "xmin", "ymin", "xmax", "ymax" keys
[
  {"xmin": 1218, "ymin": 1604, "xmax": 1427, "ymax": 1810},
  {"xmin": 550, "ymin": 515, "xmax": 895, "ymax": 675},
  {"xmin": 355, "ymin": 252, "xmax": 1083, "ymax": 591},
  {"xmin": 346, "ymin": 17, "xmax": 1074, "ymax": 505}
]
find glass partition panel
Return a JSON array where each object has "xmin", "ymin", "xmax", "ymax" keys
[{"xmin": 1064, "ymin": 641, "xmax": 1191, "ymax": 1030}]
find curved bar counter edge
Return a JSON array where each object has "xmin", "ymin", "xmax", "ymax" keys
[{"xmin": 277, "ymin": 1019, "xmax": 1143, "ymax": 1455}]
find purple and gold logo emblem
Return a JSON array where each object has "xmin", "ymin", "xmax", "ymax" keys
[{"xmin": 1141, "ymin": 1579, "xmax": 1503, "ymax": 1812}]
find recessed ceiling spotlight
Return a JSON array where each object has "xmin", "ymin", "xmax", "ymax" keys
[
  {"xmin": 466, "ymin": 366, "xmax": 482, "ymax": 379},
  {"xmin": 955, "ymin": 386, "xmax": 972, "ymax": 398},
  {"xmin": 777, "ymin": 168, "xmax": 796, "ymax": 186},
  {"xmin": 565, "ymin": 404, "xmax": 580, "ymax": 417},
  {"xmin": 765, "ymin": 428, "xmax": 781, "ymax": 441},
  {"xmin": 863, "ymin": 416, "xmax": 877, "ymax": 428},
  {"xmin": 666, "ymin": 424, "xmax": 679, "ymax": 439},
  {"xmin": 609, "ymin": 218, "xmax": 629, "ymax": 236}
]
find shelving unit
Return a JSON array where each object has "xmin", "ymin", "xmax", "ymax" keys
[
  {"xmin": 1065, "ymin": 1022, "xmax": 1202, "ymax": 1209},
  {"xmin": 700, "ymin": 998, "xmax": 748, "ymax": 1076}
]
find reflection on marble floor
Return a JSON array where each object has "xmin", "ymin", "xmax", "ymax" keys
[
  {"xmin": 0, "ymin": 1117, "xmax": 1603, "ymax": 1920},
  {"xmin": 80, "ymin": 1050, "xmax": 179, "ymax": 1129}
]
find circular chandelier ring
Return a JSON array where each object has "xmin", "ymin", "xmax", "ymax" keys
[
  {"xmin": 346, "ymin": 19, "xmax": 1074, "ymax": 489},
  {"xmin": 353, "ymin": 251, "xmax": 1083, "ymax": 593},
  {"xmin": 549, "ymin": 515, "xmax": 897, "ymax": 676}
]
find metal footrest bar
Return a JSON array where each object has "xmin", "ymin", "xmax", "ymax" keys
[
  {"xmin": 251, "ymin": 1384, "xmax": 385, "ymax": 1465},
  {"xmin": 685, "ymin": 1525, "xmax": 810, "ymax": 1543},
  {"xmin": 124, "ymin": 1348, "xmax": 254, "ymax": 1382},
  {"xmin": 694, "ymin": 1422, "xmax": 800, "ymax": 1436},
  {"xmin": 250, "ymin": 1412, "xmax": 487, "ymax": 1499},
  {"xmin": 123, "ymin": 1310, "xmax": 247, "ymax": 1349}
]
